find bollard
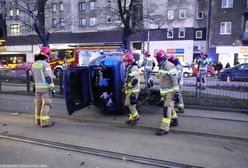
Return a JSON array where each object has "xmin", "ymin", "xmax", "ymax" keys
[
  {"xmin": 26, "ymin": 69, "xmax": 30, "ymax": 92},
  {"xmin": 59, "ymin": 70, "xmax": 64, "ymax": 94}
]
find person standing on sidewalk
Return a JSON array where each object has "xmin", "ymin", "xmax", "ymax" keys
[
  {"xmin": 168, "ymin": 55, "xmax": 184, "ymax": 113},
  {"xmin": 155, "ymin": 49, "xmax": 179, "ymax": 136},
  {"xmin": 31, "ymin": 46, "xmax": 55, "ymax": 127},
  {"xmin": 142, "ymin": 51, "xmax": 156, "ymax": 88},
  {"xmin": 122, "ymin": 52, "xmax": 141, "ymax": 125},
  {"xmin": 196, "ymin": 51, "xmax": 208, "ymax": 90}
]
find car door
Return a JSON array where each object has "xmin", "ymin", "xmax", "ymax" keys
[
  {"xmin": 64, "ymin": 66, "xmax": 91, "ymax": 115},
  {"xmin": 237, "ymin": 64, "xmax": 248, "ymax": 80}
]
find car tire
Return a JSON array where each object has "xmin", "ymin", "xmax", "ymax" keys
[
  {"xmin": 183, "ymin": 72, "xmax": 190, "ymax": 78},
  {"xmin": 54, "ymin": 68, "xmax": 63, "ymax": 78},
  {"xmin": 207, "ymin": 72, "xmax": 213, "ymax": 77}
]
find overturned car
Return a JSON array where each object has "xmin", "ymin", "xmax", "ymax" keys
[{"xmin": 64, "ymin": 52, "xmax": 129, "ymax": 115}]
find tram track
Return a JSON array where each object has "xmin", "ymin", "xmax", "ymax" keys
[
  {"xmin": 0, "ymin": 109, "xmax": 248, "ymax": 143},
  {"xmin": 0, "ymin": 133, "xmax": 202, "ymax": 168}
]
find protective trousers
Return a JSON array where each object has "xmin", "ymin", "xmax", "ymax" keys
[
  {"xmin": 160, "ymin": 92, "xmax": 177, "ymax": 132},
  {"xmin": 197, "ymin": 71, "xmax": 207, "ymax": 88},
  {"xmin": 124, "ymin": 92, "xmax": 140, "ymax": 120},
  {"xmin": 34, "ymin": 91, "xmax": 52, "ymax": 127}
]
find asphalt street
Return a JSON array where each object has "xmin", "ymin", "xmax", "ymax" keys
[{"xmin": 0, "ymin": 93, "xmax": 248, "ymax": 168}]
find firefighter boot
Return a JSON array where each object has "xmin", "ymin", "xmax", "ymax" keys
[
  {"xmin": 176, "ymin": 109, "xmax": 184, "ymax": 113},
  {"xmin": 170, "ymin": 118, "xmax": 178, "ymax": 127},
  {"xmin": 156, "ymin": 129, "xmax": 169, "ymax": 136},
  {"xmin": 126, "ymin": 114, "xmax": 140, "ymax": 125},
  {"xmin": 156, "ymin": 121, "xmax": 169, "ymax": 136},
  {"xmin": 42, "ymin": 122, "xmax": 55, "ymax": 128}
]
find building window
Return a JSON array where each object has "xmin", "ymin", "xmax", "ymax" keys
[
  {"xmin": 60, "ymin": 3, "xmax": 63, "ymax": 11},
  {"xmin": 52, "ymin": 4, "xmax": 56, "ymax": 12},
  {"xmin": 167, "ymin": 10, "xmax": 174, "ymax": 20},
  {"xmin": 90, "ymin": 17, "xmax": 96, "ymax": 26},
  {"xmin": 196, "ymin": 11, "xmax": 203, "ymax": 19},
  {"xmin": 195, "ymin": 30, "xmax": 203, "ymax": 39},
  {"xmin": 220, "ymin": 22, "xmax": 232, "ymax": 34},
  {"xmin": 245, "ymin": 20, "xmax": 248, "ymax": 32},
  {"xmin": 178, "ymin": 28, "xmax": 185, "ymax": 38},
  {"xmin": 52, "ymin": 19, "xmax": 56, "ymax": 26},
  {"xmin": 60, "ymin": 18, "xmax": 64, "ymax": 27},
  {"xmin": 106, "ymin": 17, "xmax": 112, "ymax": 23},
  {"xmin": 79, "ymin": 18, "xmax": 86, "ymax": 27},
  {"xmin": 106, "ymin": 0, "xmax": 112, "ymax": 6},
  {"xmin": 10, "ymin": 24, "xmax": 20, "ymax": 35},
  {"xmin": 16, "ymin": 8, "xmax": 20, "ymax": 16},
  {"xmin": 90, "ymin": 1, "xmax": 96, "ymax": 10},
  {"xmin": 10, "ymin": 9, "xmax": 13, "ymax": 16},
  {"xmin": 221, "ymin": 0, "xmax": 233, "ymax": 8},
  {"xmin": 179, "ymin": 9, "xmax": 186, "ymax": 19},
  {"xmin": 79, "ymin": 2, "xmax": 86, "ymax": 11},
  {"xmin": 167, "ymin": 28, "xmax": 173, "ymax": 38}
]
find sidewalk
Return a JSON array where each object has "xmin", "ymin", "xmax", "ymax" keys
[{"xmin": 0, "ymin": 93, "xmax": 248, "ymax": 168}]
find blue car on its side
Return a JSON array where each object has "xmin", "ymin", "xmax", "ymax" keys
[{"xmin": 217, "ymin": 63, "xmax": 248, "ymax": 81}]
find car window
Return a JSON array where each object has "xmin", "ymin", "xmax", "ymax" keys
[{"xmin": 238, "ymin": 64, "xmax": 248, "ymax": 70}]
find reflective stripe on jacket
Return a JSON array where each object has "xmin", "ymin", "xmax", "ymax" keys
[
  {"xmin": 159, "ymin": 61, "xmax": 179, "ymax": 95},
  {"xmin": 31, "ymin": 60, "xmax": 54, "ymax": 92}
]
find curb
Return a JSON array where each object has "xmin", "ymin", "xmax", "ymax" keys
[{"xmin": 1, "ymin": 91, "xmax": 247, "ymax": 114}]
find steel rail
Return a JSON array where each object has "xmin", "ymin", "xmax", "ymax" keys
[{"xmin": 0, "ymin": 133, "xmax": 202, "ymax": 168}]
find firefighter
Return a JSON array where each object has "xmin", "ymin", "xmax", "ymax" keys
[
  {"xmin": 142, "ymin": 51, "xmax": 156, "ymax": 88},
  {"xmin": 123, "ymin": 52, "xmax": 141, "ymax": 125},
  {"xmin": 31, "ymin": 46, "xmax": 55, "ymax": 127},
  {"xmin": 155, "ymin": 49, "xmax": 179, "ymax": 136},
  {"xmin": 168, "ymin": 55, "xmax": 184, "ymax": 113},
  {"xmin": 196, "ymin": 51, "xmax": 208, "ymax": 90}
]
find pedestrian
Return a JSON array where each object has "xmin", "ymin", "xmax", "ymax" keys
[
  {"xmin": 31, "ymin": 46, "xmax": 55, "ymax": 127},
  {"xmin": 155, "ymin": 49, "xmax": 179, "ymax": 136},
  {"xmin": 225, "ymin": 62, "xmax": 230, "ymax": 68},
  {"xmin": 196, "ymin": 51, "xmax": 208, "ymax": 90},
  {"xmin": 216, "ymin": 62, "xmax": 223, "ymax": 73},
  {"xmin": 122, "ymin": 52, "xmax": 141, "ymax": 125},
  {"xmin": 142, "ymin": 51, "xmax": 156, "ymax": 88},
  {"xmin": 168, "ymin": 55, "xmax": 184, "ymax": 113}
]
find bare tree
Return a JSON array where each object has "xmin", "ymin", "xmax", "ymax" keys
[
  {"xmin": 5, "ymin": 0, "xmax": 71, "ymax": 47},
  {"xmin": 117, "ymin": 0, "xmax": 142, "ymax": 51}
]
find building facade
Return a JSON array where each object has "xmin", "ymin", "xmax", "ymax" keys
[
  {"xmin": 0, "ymin": 0, "xmax": 216, "ymax": 65},
  {"xmin": 209, "ymin": 0, "xmax": 248, "ymax": 66}
]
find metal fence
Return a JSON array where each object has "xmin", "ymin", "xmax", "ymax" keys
[
  {"xmin": 0, "ymin": 69, "xmax": 63, "ymax": 95},
  {"xmin": 0, "ymin": 69, "xmax": 247, "ymax": 108}
]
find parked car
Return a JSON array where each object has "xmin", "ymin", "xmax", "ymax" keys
[
  {"xmin": 0, "ymin": 62, "xmax": 10, "ymax": 70},
  {"xmin": 12, "ymin": 62, "xmax": 33, "ymax": 71},
  {"xmin": 192, "ymin": 65, "xmax": 216, "ymax": 77},
  {"xmin": 217, "ymin": 63, "xmax": 248, "ymax": 81},
  {"xmin": 182, "ymin": 65, "xmax": 193, "ymax": 77}
]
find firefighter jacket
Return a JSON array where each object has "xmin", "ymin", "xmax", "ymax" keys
[
  {"xmin": 158, "ymin": 60, "xmax": 179, "ymax": 96},
  {"xmin": 196, "ymin": 57, "xmax": 208, "ymax": 71},
  {"xmin": 143, "ymin": 56, "xmax": 156, "ymax": 71},
  {"xmin": 124, "ymin": 63, "xmax": 140, "ymax": 95},
  {"xmin": 31, "ymin": 60, "xmax": 54, "ymax": 92}
]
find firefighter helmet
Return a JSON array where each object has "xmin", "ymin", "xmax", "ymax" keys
[
  {"xmin": 40, "ymin": 46, "xmax": 52, "ymax": 58},
  {"xmin": 155, "ymin": 49, "xmax": 167, "ymax": 62},
  {"xmin": 122, "ymin": 53, "xmax": 135, "ymax": 64},
  {"xmin": 200, "ymin": 51, "xmax": 208, "ymax": 59},
  {"xmin": 144, "ymin": 51, "xmax": 150, "ymax": 57}
]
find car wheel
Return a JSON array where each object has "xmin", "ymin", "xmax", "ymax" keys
[
  {"xmin": 206, "ymin": 72, "xmax": 213, "ymax": 77},
  {"xmin": 183, "ymin": 72, "xmax": 190, "ymax": 78}
]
